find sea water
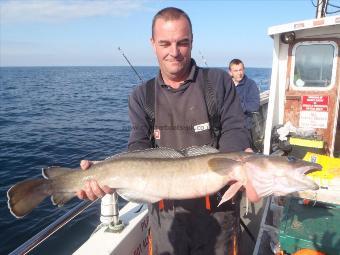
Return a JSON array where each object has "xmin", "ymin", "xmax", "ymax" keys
[{"xmin": 0, "ymin": 66, "xmax": 270, "ymax": 254}]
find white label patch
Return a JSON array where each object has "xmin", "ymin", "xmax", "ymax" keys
[
  {"xmin": 194, "ymin": 122, "xmax": 210, "ymax": 132},
  {"xmin": 154, "ymin": 129, "xmax": 160, "ymax": 139}
]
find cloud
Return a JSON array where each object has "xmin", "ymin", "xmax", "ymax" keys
[{"xmin": 0, "ymin": 0, "xmax": 147, "ymax": 24}]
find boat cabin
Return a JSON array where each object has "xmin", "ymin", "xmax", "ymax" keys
[
  {"xmin": 263, "ymin": 15, "xmax": 340, "ymax": 157},
  {"xmin": 256, "ymin": 15, "xmax": 340, "ymax": 255}
]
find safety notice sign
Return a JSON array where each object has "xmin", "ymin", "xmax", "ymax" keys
[{"xmin": 299, "ymin": 95, "xmax": 329, "ymax": 128}]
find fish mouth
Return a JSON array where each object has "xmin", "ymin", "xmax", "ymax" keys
[
  {"xmin": 293, "ymin": 163, "xmax": 322, "ymax": 191},
  {"xmin": 297, "ymin": 162, "xmax": 322, "ymax": 175},
  {"xmin": 304, "ymin": 177, "xmax": 319, "ymax": 190}
]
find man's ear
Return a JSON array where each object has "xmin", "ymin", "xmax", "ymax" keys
[
  {"xmin": 150, "ymin": 37, "xmax": 156, "ymax": 53},
  {"xmin": 191, "ymin": 35, "xmax": 193, "ymax": 50}
]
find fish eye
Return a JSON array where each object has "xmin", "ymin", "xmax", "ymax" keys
[{"xmin": 287, "ymin": 156, "xmax": 297, "ymax": 162}]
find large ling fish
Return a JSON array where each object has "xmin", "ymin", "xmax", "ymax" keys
[{"xmin": 7, "ymin": 146, "xmax": 321, "ymax": 218}]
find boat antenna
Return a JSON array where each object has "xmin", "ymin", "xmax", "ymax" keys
[
  {"xmin": 314, "ymin": 0, "xmax": 329, "ymax": 18},
  {"xmin": 199, "ymin": 50, "xmax": 208, "ymax": 67},
  {"xmin": 117, "ymin": 46, "xmax": 143, "ymax": 82}
]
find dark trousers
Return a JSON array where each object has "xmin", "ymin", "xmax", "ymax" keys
[{"xmin": 148, "ymin": 193, "xmax": 241, "ymax": 255}]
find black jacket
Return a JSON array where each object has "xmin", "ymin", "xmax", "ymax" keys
[{"xmin": 128, "ymin": 60, "xmax": 250, "ymax": 152}]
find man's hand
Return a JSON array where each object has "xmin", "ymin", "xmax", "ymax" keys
[
  {"xmin": 244, "ymin": 180, "xmax": 260, "ymax": 202},
  {"xmin": 244, "ymin": 148, "xmax": 253, "ymax": 153},
  {"xmin": 243, "ymin": 147, "xmax": 260, "ymax": 202},
  {"xmin": 76, "ymin": 160, "xmax": 113, "ymax": 200}
]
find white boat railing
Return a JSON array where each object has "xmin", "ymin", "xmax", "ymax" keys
[{"xmin": 9, "ymin": 200, "xmax": 96, "ymax": 255}]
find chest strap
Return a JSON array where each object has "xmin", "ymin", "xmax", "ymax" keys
[{"xmin": 144, "ymin": 68, "xmax": 221, "ymax": 148}]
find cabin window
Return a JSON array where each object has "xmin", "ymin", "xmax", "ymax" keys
[{"xmin": 291, "ymin": 42, "xmax": 337, "ymax": 89}]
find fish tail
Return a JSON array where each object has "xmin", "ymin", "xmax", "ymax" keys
[
  {"xmin": 51, "ymin": 192, "xmax": 76, "ymax": 207},
  {"xmin": 42, "ymin": 166, "xmax": 77, "ymax": 206},
  {"xmin": 7, "ymin": 179, "xmax": 52, "ymax": 218}
]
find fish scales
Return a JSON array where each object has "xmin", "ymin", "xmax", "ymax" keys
[{"xmin": 86, "ymin": 155, "xmax": 234, "ymax": 199}]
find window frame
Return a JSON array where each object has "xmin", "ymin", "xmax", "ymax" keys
[{"xmin": 290, "ymin": 41, "xmax": 338, "ymax": 91}]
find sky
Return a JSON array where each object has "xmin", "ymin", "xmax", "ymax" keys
[{"xmin": 0, "ymin": 0, "xmax": 337, "ymax": 68}]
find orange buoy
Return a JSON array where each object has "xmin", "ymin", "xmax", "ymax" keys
[{"xmin": 292, "ymin": 248, "xmax": 326, "ymax": 255}]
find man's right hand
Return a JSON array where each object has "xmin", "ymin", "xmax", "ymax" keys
[{"xmin": 76, "ymin": 160, "xmax": 113, "ymax": 200}]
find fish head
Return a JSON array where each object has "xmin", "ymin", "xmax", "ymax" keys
[{"xmin": 245, "ymin": 155, "xmax": 321, "ymax": 198}]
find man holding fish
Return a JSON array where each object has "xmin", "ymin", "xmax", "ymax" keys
[
  {"xmin": 77, "ymin": 7, "xmax": 260, "ymax": 255},
  {"xmin": 7, "ymin": 6, "xmax": 321, "ymax": 255}
]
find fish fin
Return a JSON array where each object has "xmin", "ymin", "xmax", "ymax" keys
[
  {"xmin": 116, "ymin": 189, "xmax": 161, "ymax": 203},
  {"xmin": 181, "ymin": 145, "xmax": 219, "ymax": 157},
  {"xmin": 51, "ymin": 192, "xmax": 75, "ymax": 206},
  {"xmin": 218, "ymin": 182, "xmax": 243, "ymax": 207},
  {"xmin": 208, "ymin": 158, "xmax": 239, "ymax": 173},
  {"xmin": 7, "ymin": 179, "xmax": 52, "ymax": 218},
  {"xmin": 42, "ymin": 166, "xmax": 75, "ymax": 179},
  {"xmin": 107, "ymin": 147, "xmax": 184, "ymax": 160}
]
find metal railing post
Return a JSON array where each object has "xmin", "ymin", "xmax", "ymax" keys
[{"xmin": 100, "ymin": 192, "xmax": 124, "ymax": 233}]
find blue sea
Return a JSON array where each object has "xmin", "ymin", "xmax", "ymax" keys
[{"xmin": 0, "ymin": 66, "xmax": 270, "ymax": 254}]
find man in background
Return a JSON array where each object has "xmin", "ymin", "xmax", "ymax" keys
[{"xmin": 228, "ymin": 59, "xmax": 260, "ymax": 145}]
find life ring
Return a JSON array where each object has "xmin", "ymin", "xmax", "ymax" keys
[{"xmin": 292, "ymin": 248, "xmax": 326, "ymax": 255}]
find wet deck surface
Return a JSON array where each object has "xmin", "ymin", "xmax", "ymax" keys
[{"xmin": 239, "ymin": 195, "xmax": 273, "ymax": 255}]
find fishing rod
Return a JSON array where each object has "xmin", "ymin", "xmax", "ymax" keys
[
  {"xmin": 117, "ymin": 46, "xmax": 143, "ymax": 82},
  {"xmin": 198, "ymin": 50, "xmax": 208, "ymax": 67}
]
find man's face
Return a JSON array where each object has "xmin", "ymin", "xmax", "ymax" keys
[
  {"xmin": 151, "ymin": 16, "xmax": 192, "ymax": 83},
  {"xmin": 229, "ymin": 64, "xmax": 245, "ymax": 84}
]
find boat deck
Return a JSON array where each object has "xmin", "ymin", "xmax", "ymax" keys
[{"xmin": 240, "ymin": 195, "xmax": 270, "ymax": 255}]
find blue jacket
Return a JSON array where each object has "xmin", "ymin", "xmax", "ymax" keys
[{"xmin": 235, "ymin": 75, "xmax": 260, "ymax": 129}]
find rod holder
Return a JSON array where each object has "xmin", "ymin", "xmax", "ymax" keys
[{"xmin": 100, "ymin": 193, "xmax": 124, "ymax": 233}]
